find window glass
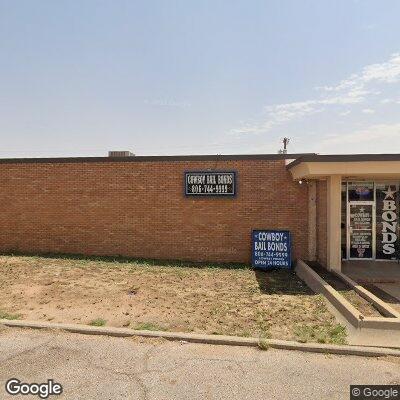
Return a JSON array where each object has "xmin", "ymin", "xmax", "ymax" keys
[
  {"xmin": 348, "ymin": 182, "xmax": 374, "ymax": 201},
  {"xmin": 349, "ymin": 203, "xmax": 373, "ymax": 259}
]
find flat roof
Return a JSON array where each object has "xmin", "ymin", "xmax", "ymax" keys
[
  {"xmin": 287, "ymin": 154, "xmax": 400, "ymax": 169},
  {"xmin": 0, "ymin": 153, "xmax": 314, "ymax": 165}
]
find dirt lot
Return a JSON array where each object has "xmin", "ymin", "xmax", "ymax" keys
[{"xmin": 0, "ymin": 255, "xmax": 345, "ymax": 343}]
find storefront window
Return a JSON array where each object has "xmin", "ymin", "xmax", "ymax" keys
[
  {"xmin": 344, "ymin": 181, "xmax": 400, "ymax": 260},
  {"xmin": 348, "ymin": 182, "xmax": 374, "ymax": 201}
]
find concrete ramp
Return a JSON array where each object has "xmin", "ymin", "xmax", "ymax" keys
[{"xmin": 296, "ymin": 260, "xmax": 400, "ymax": 348}]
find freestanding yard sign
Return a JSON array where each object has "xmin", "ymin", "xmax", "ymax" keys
[{"xmin": 252, "ymin": 230, "xmax": 291, "ymax": 269}]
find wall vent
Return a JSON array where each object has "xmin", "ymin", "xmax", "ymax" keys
[{"xmin": 108, "ymin": 151, "xmax": 135, "ymax": 157}]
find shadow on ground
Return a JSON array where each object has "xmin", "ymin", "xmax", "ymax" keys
[
  {"xmin": 363, "ymin": 284, "xmax": 400, "ymax": 305},
  {"xmin": 254, "ymin": 269, "xmax": 314, "ymax": 295},
  {"xmin": 0, "ymin": 251, "xmax": 250, "ymax": 270}
]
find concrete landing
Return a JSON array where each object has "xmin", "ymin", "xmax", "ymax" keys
[
  {"xmin": 342, "ymin": 260, "xmax": 400, "ymax": 283},
  {"xmin": 342, "ymin": 261, "xmax": 400, "ymax": 313},
  {"xmin": 377, "ymin": 283, "xmax": 400, "ymax": 300},
  {"xmin": 376, "ymin": 284, "xmax": 400, "ymax": 312}
]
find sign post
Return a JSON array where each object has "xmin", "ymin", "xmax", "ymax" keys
[{"xmin": 252, "ymin": 230, "xmax": 291, "ymax": 269}]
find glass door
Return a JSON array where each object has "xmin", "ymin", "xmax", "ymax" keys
[{"xmin": 347, "ymin": 202, "xmax": 375, "ymax": 260}]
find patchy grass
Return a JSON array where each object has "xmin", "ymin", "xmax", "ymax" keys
[
  {"xmin": 89, "ymin": 318, "xmax": 106, "ymax": 327},
  {"xmin": 294, "ymin": 323, "xmax": 347, "ymax": 345},
  {"xmin": 0, "ymin": 254, "xmax": 342, "ymax": 343},
  {"xmin": 0, "ymin": 310, "xmax": 20, "ymax": 320},
  {"xmin": 134, "ymin": 322, "xmax": 167, "ymax": 331},
  {"xmin": 0, "ymin": 251, "xmax": 249, "ymax": 270},
  {"xmin": 341, "ymin": 291, "xmax": 382, "ymax": 317},
  {"xmin": 239, "ymin": 330, "xmax": 251, "ymax": 338}
]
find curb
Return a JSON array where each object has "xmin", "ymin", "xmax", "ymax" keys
[{"xmin": 1, "ymin": 319, "xmax": 400, "ymax": 358}]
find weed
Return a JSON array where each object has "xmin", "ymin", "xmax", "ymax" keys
[
  {"xmin": 294, "ymin": 324, "xmax": 347, "ymax": 345},
  {"xmin": 328, "ymin": 324, "xmax": 347, "ymax": 344},
  {"xmin": 135, "ymin": 322, "xmax": 166, "ymax": 331},
  {"xmin": 0, "ymin": 310, "xmax": 20, "ymax": 320},
  {"xmin": 258, "ymin": 338, "xmax": 270, "ymax": 350},
  {"xmin": 89, "ymin": 318, "xmax": 106, "ymax": 327},
  {"xmin": 256, "ymin": 310, "xmax": 272, "ymax": 339}
]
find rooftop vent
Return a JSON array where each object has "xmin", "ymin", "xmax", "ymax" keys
[{"xmin": 108, "ymin": 151, "xmax": 135, "ymax": 157}]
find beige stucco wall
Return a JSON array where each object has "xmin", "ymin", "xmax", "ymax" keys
[
  {"xmin": 327, "ymin": 175, "xmax": 342, "ymax": 271},
  {"xmin": 316, "ymin": 180, "xmax": 327, "ymax": 267}
]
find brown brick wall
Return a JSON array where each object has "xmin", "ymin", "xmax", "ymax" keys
[
  {"xmin": 316, "ymin": 179, "xmax": 327, "ymax": 267},
  {"xmin": 0, "ymin": 159, "xmax": 309, "ymax": 263}
]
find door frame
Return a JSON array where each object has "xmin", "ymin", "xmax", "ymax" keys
[{"xmin": 347, "ymin": 201, "xmax": 376, "ymax": 260}]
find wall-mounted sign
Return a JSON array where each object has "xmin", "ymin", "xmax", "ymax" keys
[
  {"xmin": 185, "ymin": 171, "xmax": 236, "ymax": 196},
  {"xmin": 376, "ymin": 184, "xmax": 398, "ymax": 259},
  {"xmin": 252, "ymin": 230, "xmax": 291, "ymax": 269}
]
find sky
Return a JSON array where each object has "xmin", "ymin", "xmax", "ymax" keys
[{"xmin": 1, "ymin": 0, "xmax": 400, "ymax": 157}]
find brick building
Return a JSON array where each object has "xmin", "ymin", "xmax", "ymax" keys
[{"xmin": 1, "ymin": 152, "xmax": 400, "ymax": 271}]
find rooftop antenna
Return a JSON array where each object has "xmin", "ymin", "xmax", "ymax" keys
[{"xmin": 278, "ymin": 137, "xmax": 290, "ymax": 154}]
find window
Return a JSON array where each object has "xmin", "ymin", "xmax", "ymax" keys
[{"xmin": 348, "ymin": 182, "xmax": 374, "ymax": 201}]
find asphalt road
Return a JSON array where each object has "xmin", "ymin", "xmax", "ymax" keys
[{"xmin": 0, "ymin": 326, "xmax": 399, "ymax": 400}]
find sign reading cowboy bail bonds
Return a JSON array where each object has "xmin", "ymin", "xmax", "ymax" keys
[
  {"xmin": 252, "ymin": 230, "xmax": 291, "ymax": 269},
  {"xmin": 185, "ymin": 172, "xmax": 236, "ymax": 196}
]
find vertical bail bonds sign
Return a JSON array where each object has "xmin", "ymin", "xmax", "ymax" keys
[
  {"xmin": 376, "ymin": 185, "xmax": 398, "ymax": 259},
  {"xmin": 252, "ymin": 230, "xmax": 291, "ymax": 269}
]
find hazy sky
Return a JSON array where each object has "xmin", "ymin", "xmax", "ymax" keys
[{"xmin": 1, "ymin": 0, "xmax": 400, "ymax": 157}]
